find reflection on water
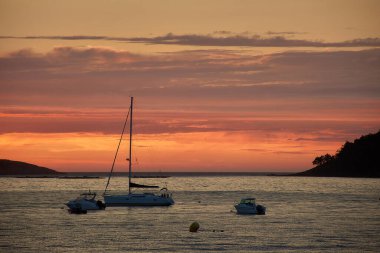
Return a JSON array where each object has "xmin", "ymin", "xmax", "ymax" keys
[{"xmin": 0, "ymin": 176, "xmax": 379, "ymax": 252}]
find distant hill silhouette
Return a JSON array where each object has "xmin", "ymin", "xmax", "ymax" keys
[
  {"xmin": 295, "ymin": 131, "xmax": 380, "ymax": 178},
  {"xmin": 0, "ymin": 159, "xmax": 62, "ymax": 175}
]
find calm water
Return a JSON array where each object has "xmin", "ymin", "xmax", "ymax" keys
[{"xmin": 0, "ymin": 176, "xmax": 379, "ymax": 252}]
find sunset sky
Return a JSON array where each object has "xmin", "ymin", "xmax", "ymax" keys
[{"xmin": 0, "ymin": 0, "xmax": 379, "ymax": 172}]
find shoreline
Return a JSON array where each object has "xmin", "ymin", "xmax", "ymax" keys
[{"xmin": 2, "ymin": 172, "xmax": 378, "ymax": 179}]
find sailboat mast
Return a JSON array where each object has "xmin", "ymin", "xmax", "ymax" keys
[{"xmin": 128, "ymin": 97, "xmax": 133, "ymax": 194}]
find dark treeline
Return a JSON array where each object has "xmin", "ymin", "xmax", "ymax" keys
[{"xmin": 295, "ymin": 130, "xmax": 380, "ymax": 178}]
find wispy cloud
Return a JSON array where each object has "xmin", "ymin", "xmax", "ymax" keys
[
  {"xmin": 266, "ymin": 31, "xmax": 307, "ymax": 36},
  {"xmin": 2, "ymin": 105, "xmax": 378, "ymax": 135},
  {"xmin": 0, "ymin": 47, "xmax": 379, "ymax": 102},
  {"xmin": 0, "ymin": 47, "xmax": 379, "ymax": 137},
  {"xmin": 1, "ymin": 47, "xmax": 379, "ymax": 100},
  {"xmin": 1, "ymin": 33, "xmax": 380, "ymax": 47}
]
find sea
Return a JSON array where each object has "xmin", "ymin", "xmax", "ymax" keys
[{"xmin": 0, "ymin": 175, "xmax": 379, "ymax": 252}]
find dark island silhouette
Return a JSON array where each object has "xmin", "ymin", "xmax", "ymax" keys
[
  {"xmin": 0, "ymin": 159, "xmax": 62, "ymax": 175},
  {"xmin": 295, "ymin": 130, "xmax": 380, "ymax": 178}
]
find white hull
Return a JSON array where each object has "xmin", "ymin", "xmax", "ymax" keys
[
  {"xmin": 66, "ymin": 199, "xmax": 102, "ymax": 210},
  {"xmin": 104, "ymin": 193, "xmax": 174, "ymax": 206}
]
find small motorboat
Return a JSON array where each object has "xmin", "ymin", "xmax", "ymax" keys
[
  {"xmin": 66, "ymin": 190, "xmax": 106, "ymax": 211},
  {"xmin": 234, "ymin": 198, "xmax": 266, "ymax": 215}
]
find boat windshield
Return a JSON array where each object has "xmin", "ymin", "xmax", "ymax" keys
[
  {"xmin": 80, "ymin": 192, "xmax": 96, "ymax": 200},
  {"xmin": 240, "ymin": 198, "xmax": 255, "ymax": 204}
]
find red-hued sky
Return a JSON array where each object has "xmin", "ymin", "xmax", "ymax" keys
[{"xmin": 1, "ymin": 0, "xmax": 379, "ymax": 172}]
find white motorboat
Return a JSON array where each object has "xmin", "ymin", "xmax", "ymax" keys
[
  {"xmin": 234, "ymin": 198, "xmax": 266, "ymax": 215},
  {"xmin": 103, "ymin": 97, "xmax": 174, "ymax": 207},
  {"xmin": 66, "ymin": 190, "xmax": 106, "ymax": 211}
]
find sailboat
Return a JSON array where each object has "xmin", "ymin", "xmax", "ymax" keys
[{"xmin": 103, "ymin": 97, "xmax": 174, "ymax": 206}]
